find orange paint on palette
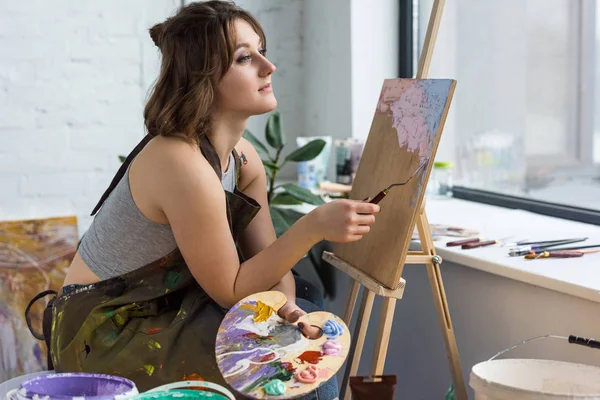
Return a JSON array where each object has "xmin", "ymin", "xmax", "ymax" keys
[
  {"xmin": 147, "ymin": 328, "xmax": 163, "ymax": 335},
  {"xmin": 183, "ymin": 373, "xmax": 204, "ymax": 381},
  {"xmin": 282, "ymin": 362, "xmax": 295, "ymax": 373},
  {"xmin": 259, "ymin": 353, "xmax": 277, "ymax": 363},
  {"xmin": 297, "ymin": 351, "xmax": 323, "ymax": 364}
]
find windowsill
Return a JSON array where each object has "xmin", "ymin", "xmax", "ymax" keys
[{"xmin": 424, "ymin": 198, "xmax": 600, "ymax": 304}]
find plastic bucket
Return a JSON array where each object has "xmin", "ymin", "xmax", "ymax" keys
[
  {"xmin": 470, "ymin": 359, "xmax": 600, "ymax": 400},
  {"xmin": 0, "ymin": 371, "xmax": 55, "ymax": 400},
  {"xmin": 132, "ymin": 389, "xmax": 227, "ymax": 400},
  {"xmin": 5, "ymin": 373, "xmax": 138, "ymax": 400},
  {"xmin": 132, "ymin": 381, "xmax": 235, "ymax": 400}
]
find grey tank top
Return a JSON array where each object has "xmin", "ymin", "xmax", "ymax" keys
[{"xmin": 79, "ymin": 152, "xmax": 237, "ymax": 280}]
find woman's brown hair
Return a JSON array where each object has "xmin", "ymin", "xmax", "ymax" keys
[{"xmin": 144, "ymin": 1, "xmax": 266, "ymax": 143}]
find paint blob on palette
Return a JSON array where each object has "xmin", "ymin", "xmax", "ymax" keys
[{"xmin": 215, "ymin": 291, "xmax": 350, "ymax": 399}]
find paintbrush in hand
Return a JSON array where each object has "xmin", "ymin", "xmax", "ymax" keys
[{"xmin": 366, "ymin": 162, "xmax": 428, "ymax": 205}]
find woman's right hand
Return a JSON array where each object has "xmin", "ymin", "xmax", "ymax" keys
[{"xmin": 306, "ymin": 199, "xmax": 380, "ymax": 243}]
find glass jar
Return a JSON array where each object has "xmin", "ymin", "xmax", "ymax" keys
[{"xmin": 428, "ymin": 161, "xmax": 454, "ymax": 199}]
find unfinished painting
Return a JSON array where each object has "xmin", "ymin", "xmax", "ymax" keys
[
  {"xmin": 216, "ymin": 291, "xmax": 350, "ymax": 399},
  {"xmin": 334, "ymin": 79, "xmax": 456, "ymax": 289},
  {"xmin": 0, "ymin": 216, "xmax": 77, "ymax": 381}
]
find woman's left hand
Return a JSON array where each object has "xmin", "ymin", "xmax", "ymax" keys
[{"xmin": 278, "ymin": 301, "xmax": 322, "ymax": 339}]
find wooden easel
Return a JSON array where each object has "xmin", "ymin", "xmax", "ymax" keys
[{"xmin": 322, "ymin": 1, "xmax": 468, "ymax": 399}]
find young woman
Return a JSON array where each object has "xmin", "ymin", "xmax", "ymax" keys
[{"xmin": 27, "ymin": 1, "xmax": 379, "ymax": 398}]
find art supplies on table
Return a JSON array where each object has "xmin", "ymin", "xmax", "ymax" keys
[
  {"xmin": 412, "ymin": 225, "xmax": 479, "ymax": 241},
  {"xmin": 524, "ymin": 250, "xmax": 585, "ymax": 260},
  {"xmin": 523, "ymin": 245, "xmax": 600, "ymax": 260},
  {"xmin": 348, "ymin": 139, "xmax": 364, "ymax": 182},
  {"xmin": 447, "ymin": 236, "xmax": 513, "ymax": 249},
  {"xmin": 461, "ymin": 239, "xmax": 506, "ymax": 249},
  {"xmin": 446, "ymin": 237, "xmax": 482, "ymax": 247},
  {"xmin": 215, "ymin": 291, "xmax": 350, "ymax": 399},
  {"xmin": 444, "ymin": 236, "xmax": 599, "ymax": 260},
  {"xmin": 426, "ymin": 161, "xmax": 454, "ymax": 199},
  {"xmin": 502, "ymin": 238, "xmax": 585, "ymax": 248},
  {"xmin": 507, "ymin": 237, "xmax": 588, "ymax": 257},
  {"xmin": 334, "ymin": 138, "xmax": 364, "ymax": 185},
  {"xmin": 296, "ymin": 136, "xmax": 332, "ymax": 190}
]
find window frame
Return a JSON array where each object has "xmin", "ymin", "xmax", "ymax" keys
[
  {"xmin": 577, "ymin": 0, "xmax": 596, "ymax": 167},
  {"xmin": 399, "ymin": 0, "xmax": 600, "ymax": 226}
]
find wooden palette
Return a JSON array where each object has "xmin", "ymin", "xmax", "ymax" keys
[{"xmin": 215, "ymin": 291, "xmax": 350, "ymax": 399}]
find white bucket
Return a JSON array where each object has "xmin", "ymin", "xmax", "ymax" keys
[{"xmin": 470, "ymin": 359, "xmax": 600, "ymax": 400}]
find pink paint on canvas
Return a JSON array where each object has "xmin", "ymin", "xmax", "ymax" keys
[{"xmin": 376, "ymin": 79, "xmax": 453, "ymax": 163}]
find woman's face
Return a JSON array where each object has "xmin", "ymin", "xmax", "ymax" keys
[{"xmin": 216, "ymin": 19, "xmax": 277, "ymax": 117}]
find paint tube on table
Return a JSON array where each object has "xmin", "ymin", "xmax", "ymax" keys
[
  {"xmin": 335, "ymin": 138, "xmax": 365, "ymax": 185},
  {"xmin": 348, "ymin": 138, "xmax": 365, "ymax": 182},
  {"xmin": 335, "ymin": 139, "xmax": 352, "ymax": 185},
  {"xmin": 296, "ymin": 136, "xmax": 332, "ymax": 189},
  {"xmin": 349, "ymin": 375, "xmax": 397, "ymax": 400}
]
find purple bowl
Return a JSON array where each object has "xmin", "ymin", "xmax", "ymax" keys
[{"xmin": 13, "ymin": 373, "xmax": 138, "ymax": 400}]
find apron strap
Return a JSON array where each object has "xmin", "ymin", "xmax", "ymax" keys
[
  {"xmin": 91, "ymin": 134, "xmax": 153, "ymax": 216},
  {"xmin": 25, "ymin": 289, "xmax": 58, "ymax": 370},
  {"xmin": 231, "ymin": 147, "xmax": 241, "ymax": 188},
  {"xmin": 90, "ymin": 133, "xmax": 227, "ymax": 217},
  {"xmin": 198, "ymin": 134, "xmax": 223, "ymax": 180},
  {"xmin": 25, "ymin": 289, "xmax": 57, "ymax": 340}
]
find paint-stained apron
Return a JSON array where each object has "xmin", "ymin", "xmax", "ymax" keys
[{"xmin": 26, "ymin": 134, "xmax": 261, "ymax": 396}]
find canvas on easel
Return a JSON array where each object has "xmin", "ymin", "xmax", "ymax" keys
[{"xmin": 334, "ymin": 79, "xmax": 456, "ymax": 289}]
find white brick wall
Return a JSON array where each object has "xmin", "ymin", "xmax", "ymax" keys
[
  {"xmin": 1, "ymin": 0, "xmax": 305, "ymax": 235},
  {"xmin": 229, "ymin": 0, "xmax": 305, "ymax": 179}
]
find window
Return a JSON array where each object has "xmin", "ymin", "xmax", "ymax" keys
[{"xmin": 414, "ymin": 0, "xmax": 600, "ymax": 223}]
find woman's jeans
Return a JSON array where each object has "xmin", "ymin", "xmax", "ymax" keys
[{"xmin": 294, "ymin": 276, "xmax": 339, "ymax": 400}]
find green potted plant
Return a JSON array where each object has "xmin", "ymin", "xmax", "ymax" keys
[{"xmin": 242, "ymin": 111, "xmax": 327, "ymax": 237}]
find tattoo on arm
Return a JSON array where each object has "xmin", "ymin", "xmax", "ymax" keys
[{"xmin": 239, "ymin": 152, "xmax": 248, "ymax": 166}]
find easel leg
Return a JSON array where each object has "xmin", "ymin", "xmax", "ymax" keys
[
  {"xmin": 426, "ymin": 260, "xmax": 467, "ymax": 400},
  {"xmin": 341, "ymin": 288, "xmax": 375, "ymax": 400},
  {"xmin": 369, "ymin": 297, "xmax": 397, "ymax": 376},
  {"xmin": 344, "ymin": 281, "xmax": 361, "ymax": 326},
  {"xmin": 417, "ymin": 208, "xmax": 468, "ymax": 400}
]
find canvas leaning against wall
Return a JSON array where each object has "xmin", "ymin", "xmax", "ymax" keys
[{"xmin": 0, "ymin": 216, "xmax": 77, "ymax": 381}]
